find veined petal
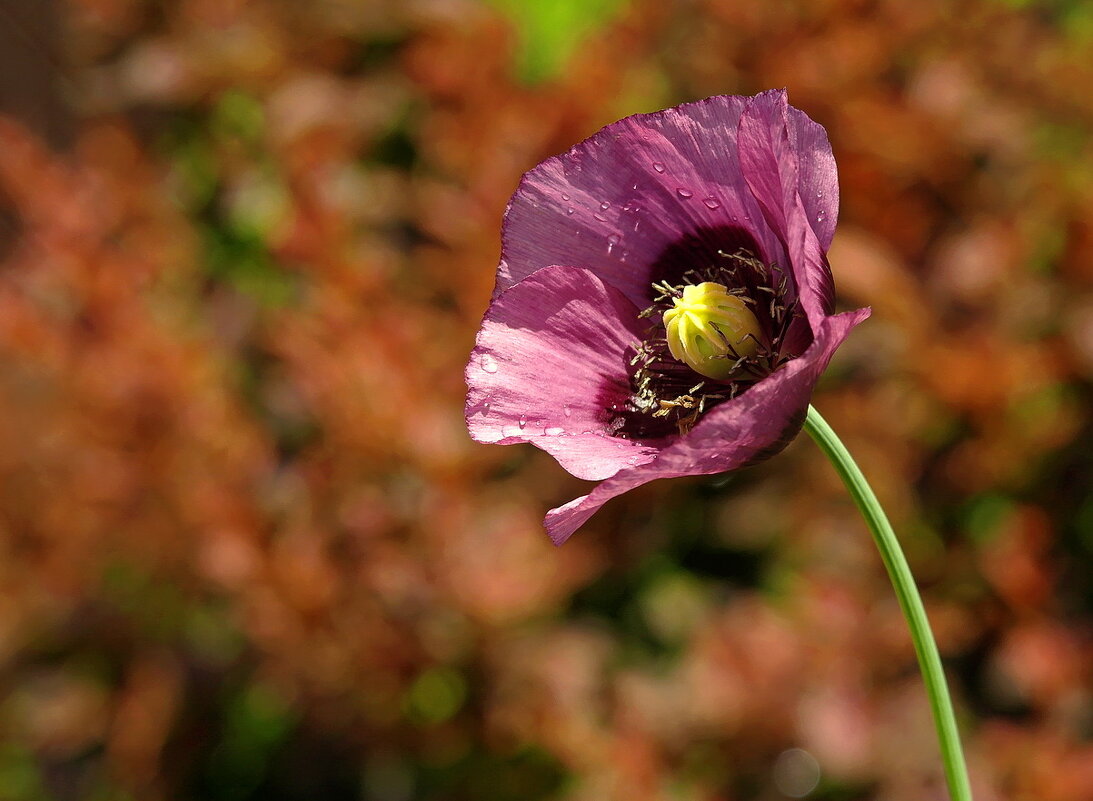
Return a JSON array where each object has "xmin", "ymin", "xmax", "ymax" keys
[
  {"xmin": 738, "ymin": 90, "xmax": 839, "ymax": 324},
  {"xmin": 738, "ymin": 90, "xmax": 796, "ymax": 245},
  {"xmin": 786, "ymin": 105, "xmax": 840, "ymax": 250},
  {"xmin": 466, "ymin": 265, "xmax": 660, "ymax": 481},
  {"xmin": 498, "ymin": 96, "xmax": 789, "ymax": 308}
]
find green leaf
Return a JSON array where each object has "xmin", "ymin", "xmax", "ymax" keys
[{"xmin": 488, "ymin": 0, "xmax": 629, "ymax": 83}]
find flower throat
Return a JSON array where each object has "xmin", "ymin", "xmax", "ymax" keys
[{"xmin": 621, "ymin": 248, "xmax": 802, "ymax": 438}]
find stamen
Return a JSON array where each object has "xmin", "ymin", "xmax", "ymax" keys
[{"xmin": 618, "ymin": 249, "xmax": 804, "ymax": 438}]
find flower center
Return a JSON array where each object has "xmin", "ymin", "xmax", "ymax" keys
[
  {"xmin": 662, "ymin": 282, "xmax": 762, "ymax": 380},
  {"xmin": 608, "ymin": 245, "xmax": 805, "ymax": 440}
]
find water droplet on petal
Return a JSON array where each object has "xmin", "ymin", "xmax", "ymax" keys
[
  {"xmin": 518, "ymin": 415, "xmax": 527, "ymax": 429},
  {"xmin": 561, "ymin": 192, "xmax": 570, "ymax": 201},
  {"xmin": 593, "ymin": 212, "xmax": 608, "ymax": 222},
  {"xmin": 563, "ymin": 405, "xmax": 572, "ymax": 418},
  {"xmin": 600, "ymin": 201, "xmax": 610, "ymax": 210},
  {"xmin": 703, "ymin": 196, "xmax": 721, "ymax": 209},
  {"xmin": 607, "ymin": 233, "xmax": 620, "ymax": 254},
  {"xmin": 481, "ymin": 354, "xmax": 498, "ymax": 373},
  {"xmin": 817, "ymin": 211, "xmax": 827, "ymax": 223},
  {"xmin": 482, "ymin": 401, "xmax": 491, "ymax": 414},
  {"xmin": 652, "ymin": 162, "xmax": 666, "ymax": 173},
  {"xmin": 566, "ymin": 207, "xmax": 575, "ymax": 215},
  {"xmin": 677, "ymin": 188, "xmax": 693, "ymax": 199}
]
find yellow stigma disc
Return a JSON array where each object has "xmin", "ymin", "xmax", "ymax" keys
[{"xmin": 662, "ymin": 282, "xmax": 761, "ymax": 380}]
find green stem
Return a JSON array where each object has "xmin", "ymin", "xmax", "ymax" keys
[{"xmin": 803, "ymin": 405, "xmax": 973, "ymax": 801}]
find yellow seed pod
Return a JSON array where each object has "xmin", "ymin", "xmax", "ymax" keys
[{"xmin": 662, "ymin": 282, "xmax": 761, "ymax": 380}]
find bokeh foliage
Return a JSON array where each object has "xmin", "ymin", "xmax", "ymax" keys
[{"xmin": 0, "ymin": 0, "xmax": 1090, "ymax": 800}]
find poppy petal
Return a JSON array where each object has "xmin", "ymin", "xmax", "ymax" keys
[
  {"xmin": 467, "ymin": 265, "xmax": 661, "ymax": 481},
  {"xmin": 738, "ymin": 90, "xmax": 840, "ymax": 323},
  {"xmin": 497, "ymin": 96, "xmax": 789, "ymax": 308}
]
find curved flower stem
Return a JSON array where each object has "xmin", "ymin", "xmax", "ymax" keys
[{"xmin": 803, "ymin": 405, "xmax": 973, "ymax": 801}]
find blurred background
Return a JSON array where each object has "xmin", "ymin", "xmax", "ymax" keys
[{"xmin": 0, "ymin": 0, "xmax": 1090, "ymax": 799}]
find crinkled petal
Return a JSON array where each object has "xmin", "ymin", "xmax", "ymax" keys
[
  {"xmin": 738, "ymin": 90, "xmax": 839, "ymax": 323},
  {"xmin": 786, "ymin": 104, "xmax": 839, "ymax": 249},
  {"xmin": 497, "ymin": 95, "xmax": 789, "ymax": 308},
  {"xmin": 544, "ymin": 307, "xmax": 871, "ymax": 544},
  {"xmin": 466, "ymin": 265, "xmax": 660, "ymax": 481}
]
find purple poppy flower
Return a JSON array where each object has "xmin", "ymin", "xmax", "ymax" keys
[{"xmin": 466, "ymin": 90, "xmax": 870, "ymax": 545}]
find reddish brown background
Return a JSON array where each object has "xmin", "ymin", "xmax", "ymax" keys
[{"xmin": 0, "ymin": 1, "xmax": 1090, "ymax": 799}]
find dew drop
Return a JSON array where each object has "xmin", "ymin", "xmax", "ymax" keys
[
  {"xmin": 600, "ymin": 201, "xmax": 611, "ymax": 210},
  {"xmin": 816, "ymin": 210, "xmax": 827, "ymax": 223},
  {"xmin": 480, "ymin": 354, "xmax": 498, "ymax": 373},
  {"xmin": 566, "ymin": 207, "xmax": 575, "ymax": 215},
  {"xmin": 676, "ymin": 188, "xmax": 693, "ymax": 199},
  {"xmin": 518, "ymin": 415, "xmax": 527, "ymax": 429},
  {"xmin": 482, "ymin": 401, "xmax": 491, "ymax": 415},
  {"xmin": 607, "ymin": 233, "xmax": 621, "ymax": 254},
  {"xmin": 652, "ymin": 162, "xmax": 666, "ymax": 173},
  {"xmin": 563, "ymin": 405, "xmax": 572, "ymax": 418},
  {"xmin": 703, "ymin": 196, "xmax": 721, "ymax": 209},
  {"xmin": 593, "ymin": 212, "xmax": 608, "ymax": 222},
  {"xmin": 561, "ymin": 192, "xmax": 570, "ymax": 201}
]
